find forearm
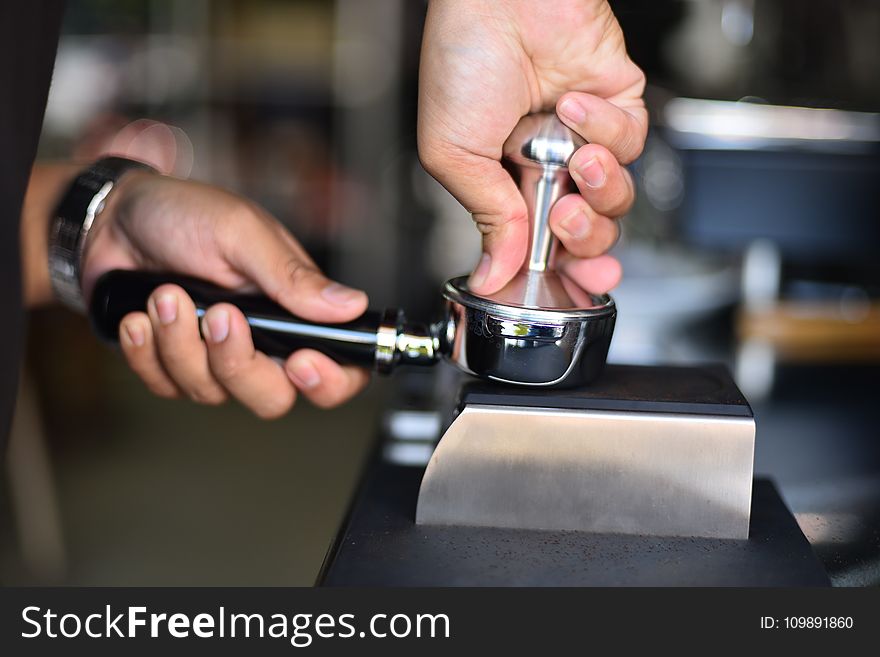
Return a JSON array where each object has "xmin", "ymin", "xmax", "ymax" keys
[{"xmin": 20, "ymin": 162, "xmax": 81, "ymax": 307}]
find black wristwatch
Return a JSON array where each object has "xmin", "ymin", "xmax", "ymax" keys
[{"xmin": 48, "ymin": 157, "xmax": 156, "ymax": 312}]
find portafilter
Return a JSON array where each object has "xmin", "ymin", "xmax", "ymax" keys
[{"xmin": 91, "ymin": 114, "xmax": 616, "ymax": 387}]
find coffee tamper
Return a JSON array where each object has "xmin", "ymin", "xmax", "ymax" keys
[
  {"xmin": 90, "ymin": 114, "xmax": 615, "ymax": 387},
  {"xmin": 441, "ymin": 113, "xmax": 615, "ymax": 386}
]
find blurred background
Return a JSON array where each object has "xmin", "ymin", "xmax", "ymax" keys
[{"xmin": 1, "ymin": 0, "xmax": 878, "ymax": 586}]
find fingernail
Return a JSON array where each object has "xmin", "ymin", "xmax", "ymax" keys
[
  {"xmin": 124, "ymin": 322, "xmax": 145, "ymax": 347},
  {"xmin": 321, "ymin": 282, "xmax": 365, "ymax": 307},
  {"xmin": 559, "ymin": 98, "xmax": 586, "ymax": 124},
  {"xmin": 288, "ymin": 360, "xmax": 321, "ymax": 389},
  {"xmin": 575, "ymin": 157, "xmax": 606, "ymax": 189},
  {"xmin": 560, "ymin": 209, "xmax": 591, "ymax": 239},
  {"xmin": 203, "ymin": 309, "xmax": 229, "ymax": 344},
  {"xmin": 155, "ymin": 293, "xmax": 178, "ymax": 325},
  {"xmin": 469, "ymin": 252, "xmax": 492, "ymax": 289}
]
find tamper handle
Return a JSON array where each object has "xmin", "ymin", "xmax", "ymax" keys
[{"xmin": 502, "ymin": 114, "xmax": 585, "ymax": 272}]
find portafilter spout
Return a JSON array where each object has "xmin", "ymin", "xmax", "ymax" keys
[{"xmin": 90, "ymin": 114, "xmax": 615, "ymax": 387}]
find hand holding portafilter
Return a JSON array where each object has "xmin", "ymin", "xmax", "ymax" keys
[{"xmin": 90, "ymin": 114, "xmax": 615, "ymax": 387}]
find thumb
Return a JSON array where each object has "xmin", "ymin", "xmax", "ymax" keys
[
  {"xmin": 225, "ymin": 219, "xmax": 368, "ymax": 323},
  {"xmin": 420, "ymin": 146, "xmax": 528, "ymax": 295}
]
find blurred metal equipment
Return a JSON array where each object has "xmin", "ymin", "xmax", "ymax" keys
[
  {"xmin": 735, "ymin": 239, "xmax": 782, "ymax": 398},
  {"xmin": 663, "ymin": 97, "xmax": 880, "ymax": 262},
  {"xmin": 608, "ymin": 244, "xmax": 739, "ymax": 365},
  {"xmin": 666, "ymin": 98, "xmax": 880, "ymax": 147},
  {"xmin": 658, "ymin": 97, "xmax": 880, "ymax": 398}
]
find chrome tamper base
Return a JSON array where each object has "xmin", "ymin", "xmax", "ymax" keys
[{"xmin": 439, "ymin": 113, "xmax": 616, "ymax": 387}]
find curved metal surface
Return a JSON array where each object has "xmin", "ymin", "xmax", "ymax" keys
[
  {"xmin": 416, "ymin": 404, "xmax": 755, "ymax": 539},
  {"xmin": 441, "ymin": 277, "xmax": 615, "ymax": 387}
]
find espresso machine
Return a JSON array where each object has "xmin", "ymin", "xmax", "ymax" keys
[{"xmin": 91, "ymin": 115, "xmax": 829, "ymax": 586}]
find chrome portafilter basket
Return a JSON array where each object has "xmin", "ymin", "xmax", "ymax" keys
[{"xmin": 90, "ymin": 114, "xmax": 616, "ymax": 388}]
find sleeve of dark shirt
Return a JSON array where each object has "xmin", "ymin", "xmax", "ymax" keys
[{"xmin": 0, "ymin": 2, "xmax": 65, "ymax": 455}]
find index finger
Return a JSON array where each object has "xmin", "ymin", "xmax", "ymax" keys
[
  {"xmin": 556, "ymin": 91, "xmax": 648, "ymax": 165},
  {"xmin": 220, "ymin": 208, "xmax": 369, "ymax": 323}
]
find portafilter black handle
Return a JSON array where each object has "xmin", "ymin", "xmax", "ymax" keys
[{"xmin": 89, "ymin": 270, "xmax": 440, "ymax": 373}]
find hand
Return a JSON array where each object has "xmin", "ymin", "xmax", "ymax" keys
[
  {"xmin": 418, "ymin": 0, "xmax": 647, "ymax": 295},
  {"xmin": 81, "ymin": 172, "xmax": 370, "ymax": 417}
]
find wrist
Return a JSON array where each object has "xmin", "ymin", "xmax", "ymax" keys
[{"xmin": 47, "ymin": 157, "xmax": 157, "ymax": 312}]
